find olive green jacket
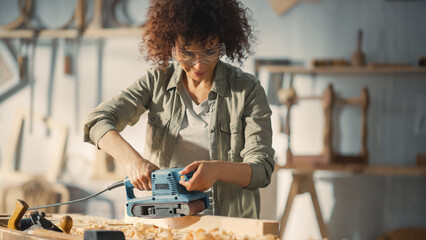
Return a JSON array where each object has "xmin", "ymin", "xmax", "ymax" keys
[{"xmin": 83, "ymin": 61, "xmax": 275, "ymax": 218}]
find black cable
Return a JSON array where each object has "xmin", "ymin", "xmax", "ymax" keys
[{"xmin": 27, "ymin": 180, "xmax": 125, "ymax": 211}]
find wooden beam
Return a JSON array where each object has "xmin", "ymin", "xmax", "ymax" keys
[
  {"xmin": 0, "ymin": 28, "xmax": 143, "ymax": 39},
  {"xmin": 276, "ymin": 164, "xmax": 426, "ymax": 176},
  {"xmin": 262, "ymin": 65, "xmax": 426, "ymax": 75}
]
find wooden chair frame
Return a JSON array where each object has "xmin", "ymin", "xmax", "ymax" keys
[{"xmin": 284, "ymin": 83, "xmax": 369, "ymax": 166}]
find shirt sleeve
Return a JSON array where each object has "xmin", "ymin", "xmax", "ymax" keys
[
  {"xmin": 241, "ymin": 81, "xmax": 275, "ymax": 191},
  {"xmin": 83, "ymin": 74, "xmax": 153, "ymax": 148}
]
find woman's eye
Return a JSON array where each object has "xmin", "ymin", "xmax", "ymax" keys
[
  {"xmin": 205, "ymin": 50, "xmax": 217, "ymax": 56},
  {"xmin": 182, "ymin": 51, "xmax": 195, "ymax": 57}
]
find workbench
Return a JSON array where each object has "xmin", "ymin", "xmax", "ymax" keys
[{"xmin": 0, "ymin": 213, "xmax": 279, "ymax": 240}]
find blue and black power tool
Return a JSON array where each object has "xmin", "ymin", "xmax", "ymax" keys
[{"xmin": 125, "ymin": 168, "xmax": 210, "ymax": 218}]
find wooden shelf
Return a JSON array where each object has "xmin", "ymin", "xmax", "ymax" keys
[
  {"xmin": 0, "ymin": 27, "xmax": 143, "ymax": 39},
  {"xmin": 276, "ymin": 164, "xmax": 426, "ymax": 177},
  {"xmin": 262, "ymin": 65, "xmax": 426, "ymax": 75}
]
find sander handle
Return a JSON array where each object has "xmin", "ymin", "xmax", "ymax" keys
[{"xmin": 124, "ymin": 168, "xmax": 196, "ymax": 201}]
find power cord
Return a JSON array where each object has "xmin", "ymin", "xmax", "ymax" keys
[{"xmin": 28, "ymin": 180, "xmax": 125, "ymax": 210}]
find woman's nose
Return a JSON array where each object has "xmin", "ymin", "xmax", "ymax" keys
[{"xmin": 192, "ymin": 59, "xmax": 206, "ymax": 69}]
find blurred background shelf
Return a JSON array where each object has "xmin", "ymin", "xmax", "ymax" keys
[
  {"xmin": 277, "ymin": 164, "xmax": 426, "ymax": 177},
  {"xmin": 0, "ymin": 28, "xmax": 143, "ymax": 39},
  {"xmin": 262, "ymin": 65, "xmax": 426, "ymax": 75}
]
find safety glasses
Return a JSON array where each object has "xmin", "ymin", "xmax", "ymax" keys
[{"xmin": 172, "ymin": 43, "xmax": 226, "ymax": 66}]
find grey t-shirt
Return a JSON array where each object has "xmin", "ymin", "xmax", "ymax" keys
[
  {"xmin": 170, "ymin": 81, "xmax": 213, "ymax": 215},
  {"xmin": 170, "ymin": 82, "xmax": 211, "ymax": 167}
]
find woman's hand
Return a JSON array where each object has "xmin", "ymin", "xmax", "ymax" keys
[
  {"xmin": 179, "ymin": 161, "xmax": 220, "ymax": 192},
  {"xmin": 98, "ymin": 130, "xmax": 159, "ymax": 191},
  {"xmin": 126, "ymin": 157, "xmax": 159, "ymax": 191},
  {"xmin": 179, "ymin": 160, "xmax": 253, "ymax": 191}
]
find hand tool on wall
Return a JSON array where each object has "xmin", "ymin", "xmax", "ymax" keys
[
  {"xmin": 28, "ymin": 34, "xmax": 38, "ymax": 133},
  {"xmin": 16, "ymin": 39, "xmax": 35, "ymax": 133},
  {"xmin": 46, "ymin": 39, "xmax": 59, "ymax": 136},
  {"xmin": 96, "ymin": 38, "xmax": 105, "ymax": 105},
  {"xmin": 64, "ymin": 37, "xmax": 82, "ymax": 131},
  {"xmin": 64, "ymin": 39, "xmax": 73, "ymax": 75},
  {"xmin": 73, "ymin": 38, "xmax": 81, "ymax": 131},
  {"xmin": 17, "ymin": 39, "xmax": 28, "ymax": 80},
  {"xmin": 351, "ymin": 29, "xmax": 366, "ymax": 66},
  {"xmin": 18, "ymin": 0, "xmax": 41, "ymax": 133}
]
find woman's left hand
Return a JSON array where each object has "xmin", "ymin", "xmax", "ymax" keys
[{"xmin": 179, "ymin": 161, "xmax": 221, "ymax": 191}]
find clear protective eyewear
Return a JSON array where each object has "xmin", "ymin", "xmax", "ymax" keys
[{"xmin": 172, "ymin": 43, "xmax": 226, "ymax": 65}]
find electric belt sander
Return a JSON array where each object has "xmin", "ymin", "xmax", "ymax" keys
[{"xmin": 125, "ymin": 168, "xmax": 210, "ymax": 218}]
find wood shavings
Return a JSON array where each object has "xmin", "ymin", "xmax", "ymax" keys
[{"xmin": 65, "ymin": 215, "xmax": 279, "ymax": 240}]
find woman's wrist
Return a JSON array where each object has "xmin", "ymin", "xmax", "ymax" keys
[{"xmin": 215, "ymin": 161, "xmax": 252, "ymax": 188}]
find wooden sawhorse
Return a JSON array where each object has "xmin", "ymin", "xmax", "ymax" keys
[{"xmin": 279, "ymin": 171, "xmax": 329, "ymax": 239}]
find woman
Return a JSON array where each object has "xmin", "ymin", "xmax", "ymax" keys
[{"xmin": 84, "ymin": 0, "xmax": 275, "ymax": 219}]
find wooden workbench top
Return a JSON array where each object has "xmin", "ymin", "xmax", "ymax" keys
[{"xmin": 0, "ymin": 214, "xmax": 280, "ymax": 240}]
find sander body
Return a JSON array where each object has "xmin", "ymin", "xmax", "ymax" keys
[{"xmin": 125, "ymin": 168, "xmax": 209, "ymax": 218}]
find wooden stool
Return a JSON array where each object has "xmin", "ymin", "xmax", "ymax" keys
[{"xmin": 279, "ymin": 171, "xmax": 329, "ymax": 239}]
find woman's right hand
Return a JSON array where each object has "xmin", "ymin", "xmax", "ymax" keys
[
  {"xmin": 126, "ymin": 157, "xmax": 159, "ymax": 190},
  {"xmin": 98, "ymin": 130, "xmax": 160, "ymax": 191}
]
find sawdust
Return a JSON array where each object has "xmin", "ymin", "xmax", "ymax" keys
[{"xmin": 68, "ymin": 216, "xmax": 279, "ymax": 240}]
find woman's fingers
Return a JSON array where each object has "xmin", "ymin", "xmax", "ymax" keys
[
  {"xmin": 127, "ymin": 158, "xmax": 159, "ymax": 191},
  {"xmin": 180, "ymin": 161, "xmax": 201, "ymax": 175}
]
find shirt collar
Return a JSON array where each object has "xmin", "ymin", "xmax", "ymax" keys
[
  {"xmin": 167, "ymin": 62, "xmax": 182, "ymax": 91},
  {"xmin": 166, "ymin": 60, "xmax": 228, "ymax": 97},
  {"xmin": 210, "ymin": 61, "xmax": 228, "ymax": 97}
]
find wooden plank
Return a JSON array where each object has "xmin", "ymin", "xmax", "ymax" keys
[
  {"xmin": 262, "ymin": 65, "xmax": 426, "ymax": 74},
  {"xmin": 269, "ymin": 0, "xmax": 319, "ymax": 15},
  {"xmin": 0, "ymin": 28, "xmax": 143, "ymax": 39},
  {"xmin": 0, "ymin": 227, "xmax": 50, "ymax": 240},
  {"xmin": 84, "ymin": 28, "xmax": 143, "ymax": 38},
  {"xmin": 125, "ymin": 214, "xmax": 280, "ymax": 236},
  {"xmin": 277, "ymin": 163, "xmax": 426, "ymax": 176},
  {"xmin": 30, "ymin": 229, "xmax": 82, "ymax": 240},
  {"xmin": 1, "ymin": 214, "xmax": 279, "ymax": 239},
  {"xmin": 269, "ymin": 0, "xmax": 303, "ymax": 15}
]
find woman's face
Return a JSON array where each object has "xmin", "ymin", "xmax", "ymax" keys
[{"xmin": 173, "ymin": 37, "xmax": 223, "ymax": 83}]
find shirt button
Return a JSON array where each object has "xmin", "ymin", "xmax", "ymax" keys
[{"xmin": 209, "ymin": 129, "xmax": 214, "ymax": 133}]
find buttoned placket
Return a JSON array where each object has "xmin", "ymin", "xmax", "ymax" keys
[
  {"xmin": 207, "ymin": 90, "xmax": 219, "ymax": 215},
  {"xmin": 164, "ymin": 86, "xmax": 186, "ymax": 168}
]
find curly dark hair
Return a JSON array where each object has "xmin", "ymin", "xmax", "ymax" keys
[{"xmin": 140, "ymin": 0, "xmax": 256, "ymax": 69}]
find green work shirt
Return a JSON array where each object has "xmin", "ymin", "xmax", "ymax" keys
[{"xmin": 83, "ymin": 61, "xmax": 275, "ymax": 218}]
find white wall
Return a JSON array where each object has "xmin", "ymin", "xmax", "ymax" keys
[
  {"xmin": 242, "ymin": 0, "xmax": 426, "ymax": 240},
  {"xmin": 1, "ymin": 0, "xmax": 426, "ymax": 240}
]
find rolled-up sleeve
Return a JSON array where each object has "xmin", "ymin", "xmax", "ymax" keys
[
  {"xmin": 241, "ymin": 82, "xmax": 275, "ymax": 191},
  {"xmin": 83, "ymin": 74, "xmax": 152, "ymax": 148}
]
